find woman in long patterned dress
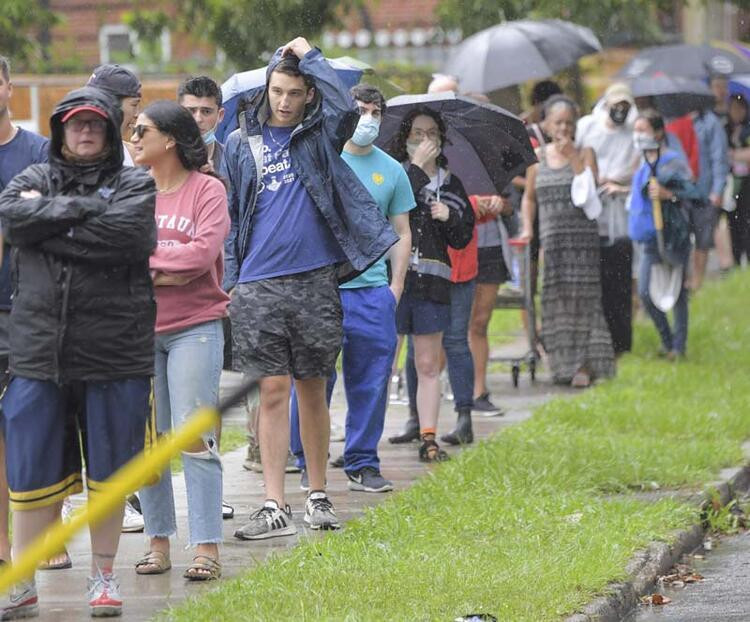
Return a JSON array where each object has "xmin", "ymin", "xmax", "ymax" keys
[{"xmin": 521, "ymin": 95, "xmax": 615, "ymax": 387}]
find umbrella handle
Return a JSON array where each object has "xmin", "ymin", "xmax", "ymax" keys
[{"xmin": 650, "ymin": 176, "xmax": 664, "ymax": 231}]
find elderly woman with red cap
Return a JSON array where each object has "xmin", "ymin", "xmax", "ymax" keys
[{"xmin": 0, "ymin": 86, "xmax": 156, "ymax": 619}]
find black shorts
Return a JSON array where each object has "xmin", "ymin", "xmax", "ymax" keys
[
  {"xmin": 687, "ymin": 201, "xmax": 719, "ymax": 250},
  {"xmin": 476, "ymin": 246, "xmax": 510, "ymax": 284},
  {"xmin": 230, "ymin": 266, "xmax": 343, "ymax": 380}
]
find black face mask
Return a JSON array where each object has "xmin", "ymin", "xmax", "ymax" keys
[{"xmin": 609, "ymin": 102, "xmax": 630, "ymax": 125}]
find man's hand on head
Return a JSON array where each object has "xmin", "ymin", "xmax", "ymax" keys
[{"xmin": 281, "ymin": 37, "xmax": 313, "ymax": 59}]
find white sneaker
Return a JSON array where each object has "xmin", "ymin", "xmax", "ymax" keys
[
  {"xmin": 88, "ymin": 571, "xmax": 122, "ymax": 617},
  {"xmin": 330, "ymin": 422, "xmax": 345, "ymax": 443},
  {"xmin": 1, "ymin": 580, "xmax": 38, "ymax": 620},
  {"xmin": 121, "ymin": 500, "xmax": 144, "ymax": 533},
  {"xmin": 61, "ymin": 497, "xmax": 74, "ymax": 524}
]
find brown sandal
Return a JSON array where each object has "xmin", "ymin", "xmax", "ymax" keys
[
  {"xmin": 183, "ymin": 554, "xmax": 221, "ymax": 581},
  {"xmin": 135, "ymin": 550, "xmax": 171, "ymax": 575},
  {"xmin": 39, "ymin": 549, "xmax": 72, "ymax": 570}
]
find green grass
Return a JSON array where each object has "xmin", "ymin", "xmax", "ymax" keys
[
  {"xmin": 160, "ymin": 270, "xmax": 750, "ymax": 622},
  {"xmin": 168, "ymin": 425, "xmax": 246, "ymax": 474}
]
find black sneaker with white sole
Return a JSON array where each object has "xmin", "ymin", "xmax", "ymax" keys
[
  {"xmin": 472, "ymin": 392, "xmax": 505, "ymax": 416},
  {"xmin": 346, "ymin": 467, "xmax": 393, "ymax": 492},
  {"xmin": 234, "ymin": 500, "xmax": 297, "ymax": 540},
  {"xmin": 304, "ymin": 491, "xmax": 341, "ymax": 530}
]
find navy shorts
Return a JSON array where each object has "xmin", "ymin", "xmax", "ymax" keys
[
  {"xmin": 396, "ymin": 291, "xmax": 450, "ymax": 335},
  {"xmin": 1, "ymin": 376, "xmax": 152, "ymax": 510}
]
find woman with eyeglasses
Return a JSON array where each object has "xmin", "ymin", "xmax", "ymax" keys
[
  {"xmin": 0, "ymin": 86, "xmax": 156, "ymax": 617},
  {"xmin": 387, "ymin": 106, "xmax": 474, "ymax": 462},
  {"xmin": 131, "ymin": 101, "xmax": 229, "ymax": 581}
]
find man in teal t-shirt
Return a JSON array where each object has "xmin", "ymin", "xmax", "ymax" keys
[{"xmin": 290, "ymin": 84, "xmax": 414, "ymax": 492}]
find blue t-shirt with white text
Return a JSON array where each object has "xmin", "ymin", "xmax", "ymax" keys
[
  {"xmin": 238, "ymin": 125, "xmax": 345, "ymax": 282},
  {"xmin": 0, "ymin": 128, "xmax": 49, "ymax": 310}
]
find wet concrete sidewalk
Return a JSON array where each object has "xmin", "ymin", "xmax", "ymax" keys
[
  {"xmin": 31, "ymin": 339, "xmax": 571, "ymax": 621},
  {"xmin": 630, "ymin": 531, "xmax": 750, "ymax": 622}
]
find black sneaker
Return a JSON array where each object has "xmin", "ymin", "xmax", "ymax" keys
[
  {"xmin": 330, "ymin": 455, "xmax": 345, "ymax": 469},
  {"xmin": 346, "ymin": 467, "xmax": 393, "ymax": 493},
  {"xmin": 234, "ymin": 500, "xmax": 297, "ymax": 540},
  {"xmin": 303, "ymin": 492, "xmax": 341, "ymax": 530},
  {"xmin": 472, "ymin": 393, "xmax": 504, "ymax": 416}
]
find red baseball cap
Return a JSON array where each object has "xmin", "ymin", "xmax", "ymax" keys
[{"xmin": 61, "ymin": 105, "xmax": 109, "ymax": 123}]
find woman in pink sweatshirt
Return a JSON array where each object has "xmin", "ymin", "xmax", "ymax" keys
[{"xmin": 130, "ymin": 101, "xmax": 229, "ymax": 581}]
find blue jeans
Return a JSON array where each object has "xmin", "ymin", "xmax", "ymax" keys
[
  {"xmin": 290, "ymin": 286, "xmax": 397, "ymax": 472},
  {"xmin": 406, "ymin": 280, "xmax": 476, "ymax": 411},
  {"xmin": 140, "ymin": 319, "xmax": 224, "ymax": 545},
  {"xmin": 638, "ymin": 241, "xmax": 689, "ymax": 355}
]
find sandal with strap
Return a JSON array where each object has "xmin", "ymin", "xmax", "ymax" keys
[
  {"xmin": 39, "ymin": 549, "xmax": 72, "ymax": 571},
  {"xmin": 183, "ymin": 554, "xmax": 222, "ymax": 581},
  {"xmin": 135, "ymin": 550, "xmax": 171, "ymax": 575},
  {"xmin": 418, "ymin": 439, "xmax": 450, "ymax": 463}
]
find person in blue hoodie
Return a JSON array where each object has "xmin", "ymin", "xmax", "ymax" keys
[
  {"xmin": 629, "ymin": 109, "xmax": 702, "ymax": 358},
  {"xmin": 222, "ymin": 37, "xmax": 397, "ymax": 540}
]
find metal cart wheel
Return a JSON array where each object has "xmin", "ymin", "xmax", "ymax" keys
[{"xmin": 512, "ymin": 364, "xmax": 520, "ymax": 388}]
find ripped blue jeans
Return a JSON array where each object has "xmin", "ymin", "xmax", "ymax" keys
[{"xmin": 139, "ymin": 319, "xmax": 224, "ymax": 545}]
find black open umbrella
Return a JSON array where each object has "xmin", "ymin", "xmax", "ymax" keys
[
  {"xmin": 444, "ymin": 19, "xmax": 601, "ymax": 93},
  {"xmin": 630, "ymin": 74, "xmax": 715, "ymax": 118},
  {"xmin": 375, "ymin": 92, "xmax": 536, "ymax": 194},
  {"xmin": 619, "ymin": 44, "xmax": 750, "ymax": 81}
]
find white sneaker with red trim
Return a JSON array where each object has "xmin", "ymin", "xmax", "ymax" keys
[
  {"xmin": 1, "ymin": 580, "xmax": 38, "ymax": 620},
  {"xmin": 87, "ymin": 571, "xmax": 122, "ymax": 617}
]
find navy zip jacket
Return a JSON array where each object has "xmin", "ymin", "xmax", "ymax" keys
[{"xmin": 220, "ymin": 48, "xmax": 398, "ymax": 290}]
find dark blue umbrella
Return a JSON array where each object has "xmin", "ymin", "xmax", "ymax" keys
[
  {"xmin": 376, "ymin": 92, "xmax": 536, "ymax": 194},
  {"xmin": 619, "ymin": 44, "xmax": 750, "ymax": 81},
  {"xmin": 216, "ymin": 59, "xmax": 363, "ymax": 143},
  {"xmin": 629, "ymin": 74, "xmax": 715, "ymax": 117}
]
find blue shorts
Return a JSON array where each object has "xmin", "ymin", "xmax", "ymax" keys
[
  {"xmin": 396, "ymin": 292, "xmax": 450, "ymax": 335},
  {"xmin": 1, "ymin": 376, "xmax": 153, "ymax": 511}
]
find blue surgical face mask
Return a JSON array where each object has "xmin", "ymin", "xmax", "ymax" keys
[
  {"xmin": 351, "ymin": 115, "xmax": 380, "ymax": 147},
  {"xmin": 202, "ymin": 128, "xmax": 217, "ymax": 146}
]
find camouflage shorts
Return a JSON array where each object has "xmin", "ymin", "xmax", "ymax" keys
[{"xmin": 230, "ymin": 266, "xmax": 343, "ymax": 379}]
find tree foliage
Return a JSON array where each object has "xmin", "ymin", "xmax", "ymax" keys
[
  {"xmin": 436, "ymin": 0, "xmax": 723, "ymax": 44},
  {"xmin": 176, "ymin": 0, "xmax": 353, "ymax": 68},
  {"xmin": 0, "ymin": 0, "xmax": 59, "ymax": 70}
]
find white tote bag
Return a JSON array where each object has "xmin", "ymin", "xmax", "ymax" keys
[{"xmin": 570, "ymin": 167, "xmax": 602, "ymax": 220}]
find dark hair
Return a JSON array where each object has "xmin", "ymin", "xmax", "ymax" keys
[
  {"xmin": 271, "ymin": 56, "xmax": 315, "ymax": 91},
  {"xmin": 635, "ymin": 108, "xmax": 666, "ymax": 135},
  {"xmin": 730, "ymin": 93, "xmax": 748, "ymax": 109},
  {"xmin": 531, "ymin": 80, "xmax": 562, "ymax": 106},
  {"xmin": 0, "ymin": 56, "xmax": 9, "ymax": 83},
  {"xmin": 178, "ymin": 75, "xmax": 223, "ymax": 109},
  {"xmin": 350, "ymin": 83, "xmax": 386, "ymax": 114},
  {"xmin": 387, "ymin": 106, "xmax": 448, "ymax": 168},
  {"xmin": 542, "ymin": 94, "xmax": 579, "ymax": 121},
  {"xmin": 141, "ymin": 100, "xmax": 213, "ymax": 174}
]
